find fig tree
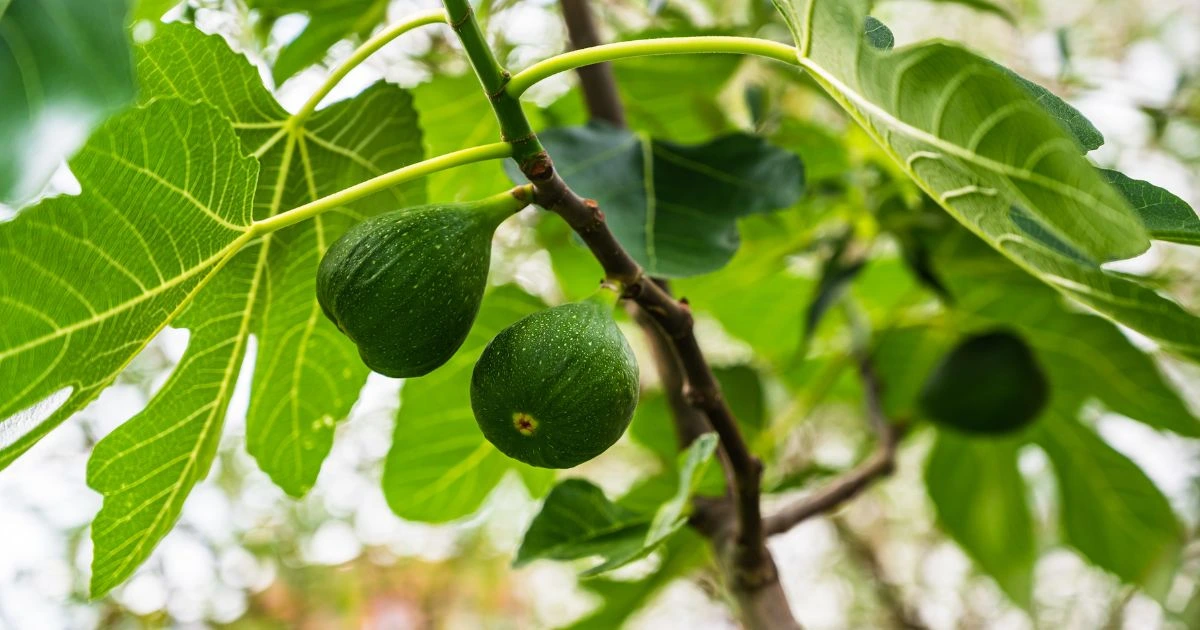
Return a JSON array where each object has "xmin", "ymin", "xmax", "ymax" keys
[
  {"xmin": 316, "ymin": 189, "xmax": 529, "ymax": 378},
  {"xmin": 918, "ymin": 329, "xmax": 1049, "ymax": 435},
  {"xmin": 471, "ymin": 294, "xmax": 639, "ymax": 469}
]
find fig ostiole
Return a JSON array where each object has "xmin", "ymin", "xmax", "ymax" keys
[
  {"xmin": 470, "ymin": 288, "xmax": 640, "ymax": 469},
  {"xmin": 316, "ymin": 187, "xmax": 532, "ymax": 378},
  {"xmin": 918, "ymin": 329, "xmax": 1049, "ymax": 435}
]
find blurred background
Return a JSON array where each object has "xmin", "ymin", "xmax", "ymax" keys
[{"xmin": 1, "ymin": 0, "xmax": 1198, "ymax": 628}]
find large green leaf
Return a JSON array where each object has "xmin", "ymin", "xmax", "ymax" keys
[
  {"xmin": 772, "ymin": 0, "xmax": 1200, "ymax": 362},
  {"xmin": 133, "ymin": 23, "xmax": 425, "ymax": 496},
  {"xmin": 925, "ymin": 432, "xmax": 1036, "ymax": 607},
  {"xmin": 87, "ymin": 244, "xmax": 263, "ymax": 596},
  {"xmin": 515, "ymin": 434, "xmax": 717, "ymax": 575},
  {"xmin": 1102, "ymin": 169, "xmax": 1200, "ymax": 246},
  {"xmin": 76, "ymin": 23, "xmax": 425, "ymax": 595},
  {"xmin": 382, "ymin": 286, "xmax": 553, "ymax": 523},
  {"xmin": 1035, "ymin": 412, "xmax": 1184, "ymax": 597},
  {"xmin": 0, "ymin": 99, "xmax": 257, "ymax": 471},
  {"xmin": 0, "ymin": 0, "xmax": 136, "ymax": 204},
  {"xmin": 510, "ymin": 123, "xmax": 804, "ymax": 277},
  {"xmin": 931, "ymin": 231, "xmax": 1200, "ymax": 437},
  {"xmin": 248, "ymin": 0, "xmax": 389, "ymax": 84}
]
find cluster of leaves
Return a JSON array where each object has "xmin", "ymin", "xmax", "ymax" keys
[{"xmin": 1, "ymin": 0, "xmax": 1199, "ymax": 624}]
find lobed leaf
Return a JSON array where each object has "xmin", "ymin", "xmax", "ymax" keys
[
  {"xmin": 0, "ymin": 99, "xmax": 258, "ymax": 470},
  {"xmin": 135, "ymin": 23, "xmax": 425, "ymax": 496},
  {"xmin": 771, "ymin": 0, "xmax": 1200, "ymax": 363}
]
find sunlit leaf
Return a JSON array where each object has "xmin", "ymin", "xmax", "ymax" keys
[
  {"xmin": 772, "ymin": 0, "xmax": 1144, "ymax": 259},
  {"xmin": 135, "ymin": 23, "xmax": 425, "ymax": 496},
  {"xmin": 0, "ymin": 100, "xmax": 257, "ymax": 471},
  {"xmin": 770, "ymin": 1, "xmax": 1200, "ymax": 362}
]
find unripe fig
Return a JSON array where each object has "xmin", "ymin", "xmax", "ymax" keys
[
  {"xmin": 918, "ymin": 329, "xmax": 1048, "ymax": 435},
  {"xmin": 471, "ymin": 294, "xmax": 639, "ymax": 469},
  {"xmin": 317, "ymin": 189, "xmax": 529, "ymax": 378}
]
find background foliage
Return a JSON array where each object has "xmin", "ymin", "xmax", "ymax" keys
[{"xmin": 0, "ymin": 0, "xmax": 1199, "ymax": 628}]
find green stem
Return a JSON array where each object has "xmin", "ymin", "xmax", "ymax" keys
[
  {"xmin": 507, "ymin": 36, "xmax": 800, "ymax": 97},
  {"xmin": 442, "ymin": 0, "xmax": 544, "ymax": 168},
  {"xmin": 290, "ymin": 9, "xmax": 448, "ymax": 127},
  {"xmin": 251, "ymin": 142, "xmax": 513, "ymax": 235}
]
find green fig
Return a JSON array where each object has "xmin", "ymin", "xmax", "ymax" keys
[
  {"xmin": 316, "ymin": 189, "xmax": 529, "ymax": 378},
  {"xmin": 471, "ymin": 294, "xmax": 640, "ymax": 469},
  {"xmin": 918, "ymin": 329, "xmax": 1049, "ymax": 435}
]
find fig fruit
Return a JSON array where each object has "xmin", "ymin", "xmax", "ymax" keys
[
  {"xmin": 471, "ymin": 295, "xmax": 639, "ymax": 469},
  {"xmin": 317, "ymin": 189, "xmax": 529, "ymax": 378},
  {"xmin": 918, "ymin": 329, "xmax": 1048, "ymax": 435}
]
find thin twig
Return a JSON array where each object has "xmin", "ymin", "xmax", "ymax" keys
[
  {"xmin": 560, "ymin": 0, "xmax": 627, "ymax": 127},
  {"xmin": 763, "ymin": 354, "xmax": 901, "ymax": 536},
  {"xmin": 833, "ymin": 517, "xmax": 928, "ymax": 630}
]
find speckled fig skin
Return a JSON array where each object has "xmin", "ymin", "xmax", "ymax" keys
[
  {"xmin": 471, "ymin": 299, "xmax": 640, "ymax": 469},
  {"xmin": 316, "ymin": 190, "xmax": 526, "ymax": 378}
]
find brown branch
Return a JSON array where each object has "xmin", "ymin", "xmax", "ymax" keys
[
  {"xmin": 763, "ymin": 355, "xmax": 901, "ymax": 536},
  {"xmin": 631, "ymin": 291, "xmax": 712, "ymax": 448},
  {"xmin": 560, "ymin": 0, "xmax": 627, "ymax": 127},
  {"xmin": 552, "ymin": 2, "xmax": 786, "ymax": 624}
]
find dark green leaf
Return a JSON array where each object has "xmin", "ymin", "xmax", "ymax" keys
[
  {"xmin": 515, "ymin": 434, "xmax": 717, "ymax": 575},
  {"xmin": 1035, "ymin": 412, "xmax": 1183, "ymax": 597},
  {"xmin": 515, "ymin": 479, "xmax": 650, "ymax": 568},
  {"xmin": 1101, "ymin": 169, "xmax": 1200, "ymax": 246},
  {"xmin": 804, "ymin": 229, "xmax": 867, "ymax": 342},
  {"xmin": 512, "ymin": 123, "xmax": 804, "ymax": 277},
  {"xmin": 864, "ymin": 16, "xmax": 893, "ymax": 50},
  {"xmin": 0, "ymin": 0, "xmax": 136, "ymax": 204},
  {"xmin": 135, "ymin": 22, "xmax": 427, "ymax": 496},
  {"xmin": 926, "ymin": 432, "xmax": 1035, "ymax": 607}
]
